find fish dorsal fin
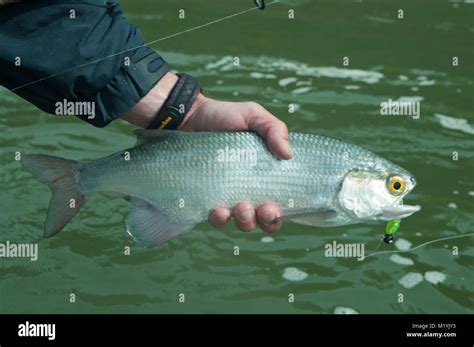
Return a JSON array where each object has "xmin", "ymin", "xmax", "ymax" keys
[
  {"xmin": 133, "ymin": 129, "xmax": 177, "ymax": 146},
  {"xmin": 125, "ymin": 197, "xmax": 195, "ymax": 247}
]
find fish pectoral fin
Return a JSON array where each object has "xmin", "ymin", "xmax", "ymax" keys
[
  {"xmin": 133, "ymin": 129, "xmax": 177, "ymax": 146},
  {"xmin": 126, "ymin": 197, "xmax": 194, "ymax": 247},
  {"xmin": 271, "ymin": 209, "xmax": 337, "ymax": 225}
]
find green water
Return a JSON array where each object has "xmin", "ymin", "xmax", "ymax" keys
[{"xmin": 1, "ymin": 0, "xmax": 473, "ymax": 313}]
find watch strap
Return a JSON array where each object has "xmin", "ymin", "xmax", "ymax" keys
[{"xmin": 147, "ymin": 73, "xmax": 201, "ymax": 130}]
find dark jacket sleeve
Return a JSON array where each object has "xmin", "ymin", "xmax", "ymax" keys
[{"xmin": 0, "ymin": 0, "xmax": 170, "ymax": 127}]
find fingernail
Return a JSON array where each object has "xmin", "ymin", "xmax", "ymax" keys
[
  {"xmin": 239, "ymin": 210, "xmax": 252, "ymax": 222},
  {"xmin": 261, "ymin": 213, "xmax": 275, "ymax": 225},
  {"xmin": 283, "ymin": 140, "xmax": 293, "ymax": 158}
]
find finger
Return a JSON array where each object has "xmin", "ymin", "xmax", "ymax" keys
[
  {"xmin": 208, "ymin": 207, "xmax": 231, "ymax": 228},
  {"xmin": 232, "ymin": 202, "xmax": 257, "ymax": 232},
  {"xmin": 257, "ymin": 204, "xmax": 283, "ymax": 233},
  {"xmin": 246, "ymin": 103, "xmax": 293, "ymax": 160},
  {"xmin": 265, "ymin": 122, "xmax": 292, "ymax": 160}
]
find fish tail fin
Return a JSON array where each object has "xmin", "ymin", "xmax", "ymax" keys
[{"xmin": 21, "ymin": 154, "xmax": 86, "ymax": 237}]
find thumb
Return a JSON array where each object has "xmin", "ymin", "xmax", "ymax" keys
[{"xmin": 246, "ymin": 103, "xmax": 293, "ymax": 160}]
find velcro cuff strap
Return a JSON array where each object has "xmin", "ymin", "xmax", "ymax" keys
[{"xmin": 125, "ymin": 52, "xmax": 170, "ymax": 96}]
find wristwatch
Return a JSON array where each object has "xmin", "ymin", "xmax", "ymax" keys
[{"xmin": 147, "ymin": 73, "xmax": 202, "ymax": 130}]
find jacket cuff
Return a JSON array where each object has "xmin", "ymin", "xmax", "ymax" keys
[{"xmin": 82, "ymin": 50, "xmax": 170, "ymax": 127}]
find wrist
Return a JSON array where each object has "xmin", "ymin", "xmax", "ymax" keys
[
  {"xmin": 177, "ymin": 92, "xmax": 208, "ymax": 130},
  {"xmin": 122, "ymin": 72, "xmax": 179, "ymax": 128}
]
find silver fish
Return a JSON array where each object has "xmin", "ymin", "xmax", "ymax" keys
[{"xmin": 21, "ymin": 130, "xmax": 421, "ymax": 247}]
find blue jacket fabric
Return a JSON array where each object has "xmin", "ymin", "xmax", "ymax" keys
[{"xmin": 0, "ymin": 0, "xmax": 169, "ymax": 126}]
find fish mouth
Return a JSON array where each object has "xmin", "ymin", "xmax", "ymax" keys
[{"xmin": 376, "ymin": 204, "xmax": 421, "ymax": 221}]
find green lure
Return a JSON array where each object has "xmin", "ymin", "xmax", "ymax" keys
[{"xmin": 383, "ymin": 219, "xmax": 401, "ymax": 244}]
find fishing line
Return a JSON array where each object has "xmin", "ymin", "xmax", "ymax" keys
[
  {"xmin": 10, "ymin": 1, "xmax": 279, "ymax": 92},
  {"xmin": 372, "ymin": 237, "xmax": 384, "ymax": 253},
  {"xmin": 364, "ymin": 233, "xmax": 474, "ymax": 259}
]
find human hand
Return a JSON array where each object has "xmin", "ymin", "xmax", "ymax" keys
[
  {"xmin": 180, "ymin": 94, "xmax": 293, "ymax": 233},
  {"xmin": 180, "ymin": 94, "xmax": 292, "ymax": 160},
  {"xmin": 122, "ymin": 73, "xmax": 292, "ymax": 233}
]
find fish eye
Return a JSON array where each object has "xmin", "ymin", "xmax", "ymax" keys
[{"xmin": 387, "ymin": 175, "xmax": 405, "ymax": 195}]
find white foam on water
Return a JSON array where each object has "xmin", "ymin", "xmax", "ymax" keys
[
  {"xmin": 205, "ymin": 56, "xmax": 384, "ymax": 84},
  {"xmin": 250, "ymin": 72, "xmax": 276, "ymax": 79},
  {"xmin": 307, "ymin": 66, "xmax": 383, "ymax": 84},
  {"xmin": 278, "ymin": 77, "xmax": 298, "ymax": 87},
  {"xmin": 317, "ymin": 67, "xmax": 382, "ymax": 84},
  {"xmin": 411, "ymin": 87, "xmax": 419, "ymax": 91},
  {"xmin": 205, "ymin": 56, "xmax": 234, "ymax": 70},
  {"xmin": 367, "ymin": 15, "xmax": 395, "ymax": 24},
  {"xmin": 468, "ymin": 191, "xmax": 474, "ymax": 196},
  {"xmin": 220, "ymin": 64, "xmax": 236, "ymax": 72},
  {"xmin": 344, "ymin": 85, "xmax": 361, "ymax": 90},
  {"xmin": 419, "ymin": 80, "xmax": 435, "ymax": 86},
  {"xmin": 261, "ymin": 236, "xmax": 274, "ymax": 243},
  {"xmin": 398, "ymin": 272, "xmax": 423, "ymax": 289},
  {"xmin": 396, "ymin": 96, "xmax": 424, "ymax": 102},
  {"xmin": 448, "ymin": 202, "xmax": 457, "ymax": 209},
  {"xmin": 250, "ymin": 72, "xmax": 264, "ymax": 79},
  {"xmin": 435, "ymin": 113, "xmax": 474, "ymax": 135},
  {"xmin": 389, "ymin": 254, "xmax": 414, "ymax": 266},
  {"xmin": 424, "ymin": 271, "xmax": 447, "ymax": 284},
  {"xmin": 291, "ymin": 87, "xmax": 312, "ymax": 94},
  {"xmin": 415, "ymin": 232, "xmax": 422, "ymax": 237},
  {"xmin": 395, "ymin": 238, "xmax": 412, "ymax": 251},
  {"xmin": 453, "ymin": 190, "xmax": 459, "ymax": 195},
  {"xmin": 282, "ymin": 267, "xmax": 308, "ymax": 281},
  {"xmin": 398, "ymin": 75, "xmax": 409, "ymax": 81},
  {"xmin": 296, "ymin": 80, "xmax": 311, "ymax": 86},
  {"xmin": 334, "ymin": 306, "xmax": 359, "ymax": 314},
  {"xmin": 260, "ymin": 59, "xmax": 383, "ymax": 84}
]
